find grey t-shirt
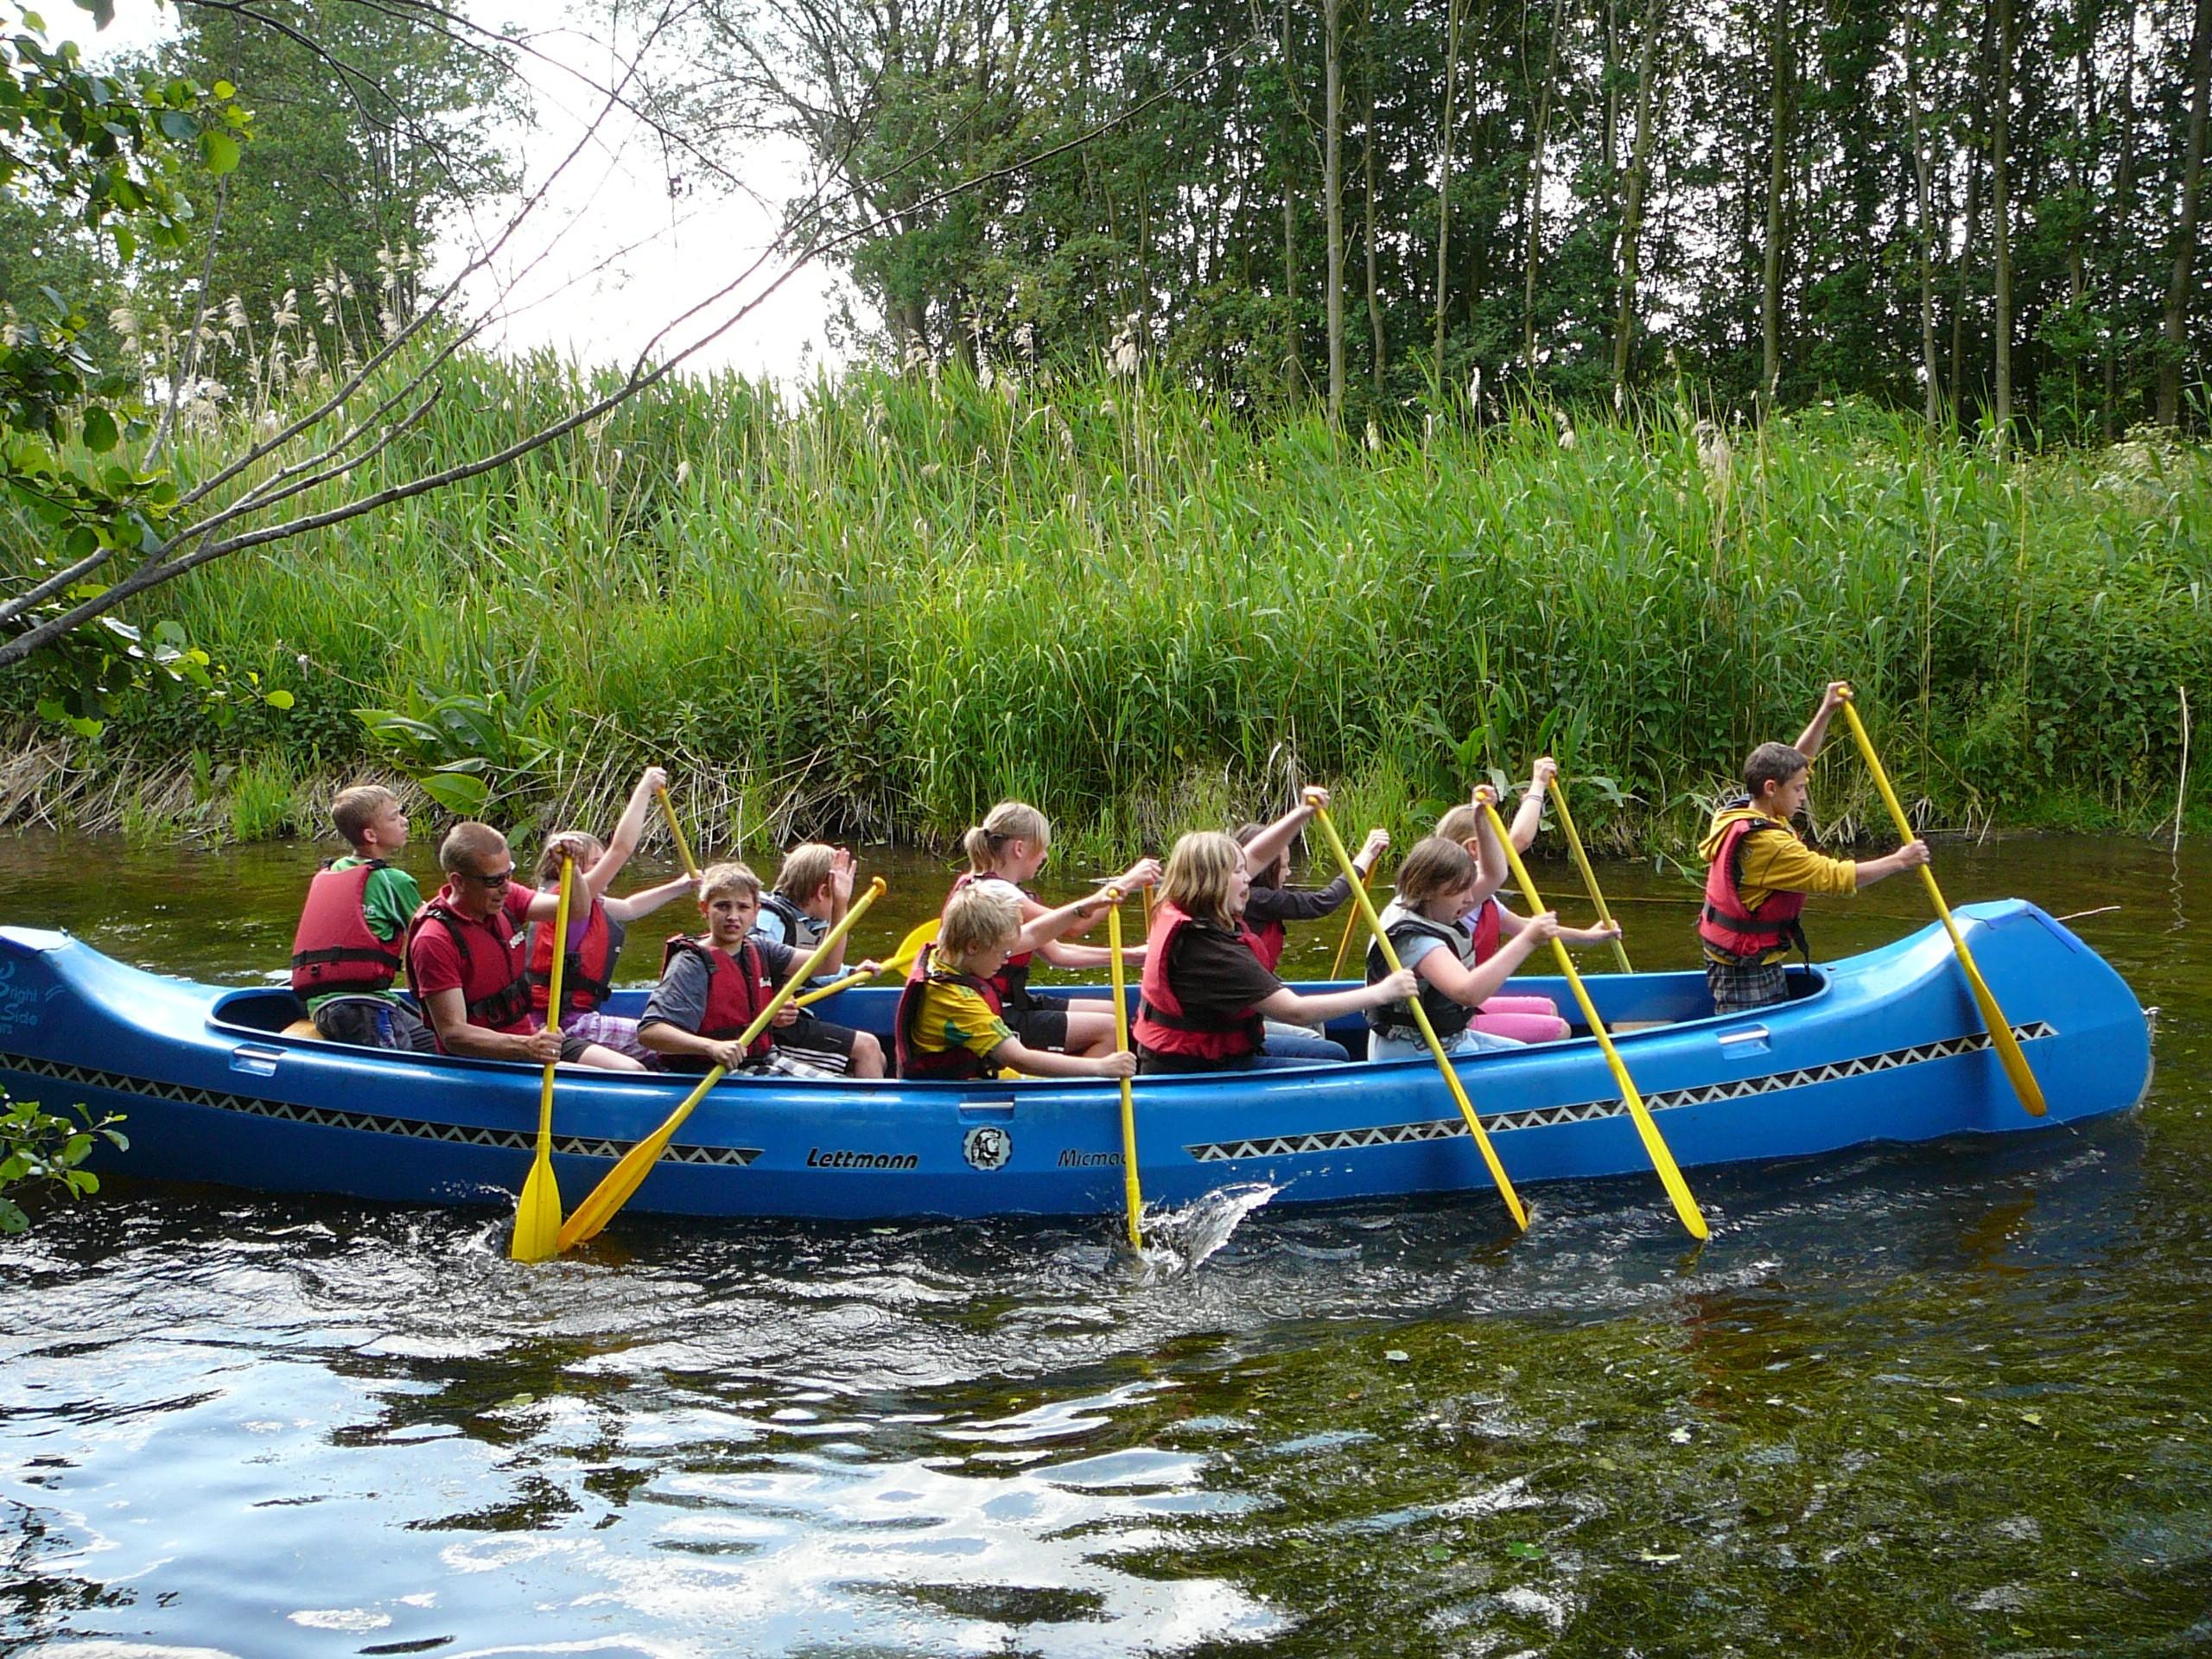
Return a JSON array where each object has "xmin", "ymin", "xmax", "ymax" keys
[{"xmin": 639, "ymin": 937, "xmax": 801, "ymax": 1035}]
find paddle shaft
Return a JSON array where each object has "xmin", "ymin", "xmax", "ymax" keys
[
  {"xmin": 1546, "ymin": 779, "xmax": 1634, "ymax": 974},
  {"xmin": 1305, "ymin": 797, "xmax": 1528, "ymax": 1231},
  {"xmin": 1328, "ymin": 864, "xmax": 1371, "ymax": 981},
  {"xmin": 1478, "ymin": 801, "xmax": 1708, "ymax": 1242},
  {"xmin": 655, "ymin": 787, "xmax": 701, "ymax": 881},
  {"xmin": 557, "ymin": 878, "xmax": 889, "ymax": 1249},
  {"xmin": 1106, "ymin": 891, "xmax": 1143, "ymax": 1249},
  {"xmin": 1836, "ymin": 697, "xmax": 2046, "ymax": 1116}
]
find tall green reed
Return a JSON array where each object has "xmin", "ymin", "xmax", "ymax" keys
[{"xmin": 7, "ymin": 348, "xmax": 2205, "ymax": 850}]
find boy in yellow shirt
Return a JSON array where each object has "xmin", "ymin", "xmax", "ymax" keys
[
  {"xmin": 1697, "ymin": 681, "xmax": 1929, "ymax": 1014},
  {"xmin": 895, "ymin": 886, "xmax": 1135, "ymax": 1082}
]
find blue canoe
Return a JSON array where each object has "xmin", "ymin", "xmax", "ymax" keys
[{"xmin": 0, "ymin": 902, "xmax": 2151, "ymax": 1227}]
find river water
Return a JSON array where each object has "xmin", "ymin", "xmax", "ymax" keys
[{"xmin": 0, "ymin": 830, "xmax": 2206, "ymax": 1656}]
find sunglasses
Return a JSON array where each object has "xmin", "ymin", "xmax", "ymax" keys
[{"xmin": 468, "ymin": 867, "xmax": 515, "ymax": 887}]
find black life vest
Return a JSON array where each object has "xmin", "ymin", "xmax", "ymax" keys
[
  {"xmin": 289, "ymin": 859, "xmax": 402, "ymax": 995},
  {"xmin": 404, "ymin": 894, "xmax": 534, "ymax": 1044},
  {"xmin": 1134, "ymin": 901, "xmax": 1265, "ymax": 1063},
  {"xmin": 893, "ymin": 944, "xmax": 1007, "ymax": 1080},
  {"xmin": 528, "ymin": 898, "xmax": 617, "ymax": 1015},
  {"xmin": 1366, "ymin": 910, "xmax": 1477, "ymax": 1043},
  {"xmin": 945, "ymin": 872, "xmax": 1039, "ymax": 1010},
  {"xmin": 1698, "ymin": 808, "xmax": 1811, "ymax": 962},
  {"xmin": 662, "ymin": 935, "xmax": 776, "ymax": 1062}
]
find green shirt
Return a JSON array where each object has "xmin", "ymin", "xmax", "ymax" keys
[{"xmin": 305, "ymin": 855, "xmax": 425, "ymax": 1013}]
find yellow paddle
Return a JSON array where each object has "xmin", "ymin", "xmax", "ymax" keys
[
  {"xmin": 556, "ymin": 876, "xmax": 889, "ymax": 1250},
  {"xmin": 794, "ymin": 916, "xmax": 941, "ymax": 1007},
  {"xmin": 655, "ymin": 785, "xmax": 700, "ymax": 880},
  {"xmin": 1837, "ymin": 690, "xmax": 2045, "ymax": 1117},
  {"xmin": 1327, "ymin": 863, "xmax": 1372, "ymax": 980},
  {"xmin": 1478, "ymin": 799, "xmax": 1707, "ymax": 1240},
  {"xmin": 1104, "ymin": 887, "xmax": 1143, "ymax": 1249},
  {"xmin": 1547, "ymin": 776, "xmax": 1635, "ymax": 974},
  {"xmin": 1304, "ymin": 791, "xmax": 1528, "ymax": 1231},
  {"xmin": 510, "ymin": 855, "xmax": 574, "ymax": 1263}
]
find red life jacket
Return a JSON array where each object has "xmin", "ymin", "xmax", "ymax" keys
[
  {"xmin": 1365, "ymin": 910, "xmax": 1477, "ymax": 1044},
  {"xmin": 1698, "ymin": 810, "xmax": 1811, "ymax": 961},
  {"xmin": 1134, "ymin": 900, "xmax": 1265, "ymax": 1062},
  {"xmin": 893, "ymin": 944, "xmax": 1007, "ymax": 1080},
  {"xmin": 662, "ymin": 935, "xmax": 776, "ymax": 1062},
  {"xmin": 946, "ymin": 872, "xmax": 1039, "ymax": 1010},
  {"xmin": 404, "ymin": 895, "xmax": 534, "ymax": 1044},
  {"xmin": 290, "ymin": 859, "xmax": 403, "ymax": 995},
  {"xmin": 1464, "ymin": 897, "xmax": 1503, "ymax": 965},
  {"xmin": 528, "ymin": 898, "xmax": 616, "ymax": 1015},
  {"xmin": 1249, "ymin": 914, "xmax": 1287, "ymax": 974}
]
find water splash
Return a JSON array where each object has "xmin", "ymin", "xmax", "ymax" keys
[{"xmin": 1131, "ymin": 1182, "xmax": 1278, "ymax": 1281}]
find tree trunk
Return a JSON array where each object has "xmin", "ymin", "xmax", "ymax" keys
[
  {"xmin": 1437, "ymin": 0, "xmax": 1465, "ymax": 382},
  {"xmin": 1907, "ymin": 0, "xmax": 1942, "ymax": 424},
  {"xmin": 1521, "ymin": 0, "xmax": 1566, "ymax": 365},
  {"xmin": 1282, "ymin": 0, "xmax": 1304, "ymax": 396},
  {"xmin": 2158, "ymin": 0, "xmax": 2212, "ymax": 425},
  {"xmin": 1611, "ymin": 0, "xmax": 1666, "ymax": 391},
  {"xmin": 1992, "ymin": 0, "xmax": 2013, "ymax": 445},
  {"xmin": 2106, "ymin": 0, "xmax": 2137, "ymax": 435},
  {"xmin": 1761, "ymin": 0, "xmax": 1792, "ymax": 407},
  {"xmin": 1365, "ymin": 76, "xmax": 1385, "ymax": 395},
  {"xmin": 1325, "ymin": 0, "xmax": 1346, "ymax": 425}
]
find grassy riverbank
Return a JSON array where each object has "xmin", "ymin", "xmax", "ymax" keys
[{"xmin": 6, "ymin": 351, "xmax": 2209, "ymax": 858}]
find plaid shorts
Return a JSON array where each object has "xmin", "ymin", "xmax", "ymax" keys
[
  {"xmin": 1704, "ymin": 953, "xmax": 1790, "ymax": 1016},
  {"xmin": 738, "ymin": 1049, "xmax": 845, "ymax": 1081}
]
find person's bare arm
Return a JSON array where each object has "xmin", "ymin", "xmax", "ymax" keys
[
  {"xmin": 1013, "ymin": 860, "xmax": 1160, "ymax": 955},
  {"xmin": 1414, "ymin": 915, "xmax": 1559, "ymax": 1010},
  {"xmin": 1242, "ymin": 791, "xmax": 1328, "ymax": 880},
  {"xmin": 423, "ymin": 986, "xmax": 559, "ymax": 1063},
  {"xmin": 637, "ymin": 1020, "xmax": 747, "ymax": 1071},
  {"xmin": 1854, "ymin": 840, "xmax": 1930, "ymax": 887},
  {"xmin": 995, "ymin": 1039, "xmax": 1136, "ymax": 1079},
  {"xmin": 1256, "ymin": 969, "xmax": 1418, "ymax": 1026},
  {"xmin": 1508, "ymin": 757, "xmax": 1556, "ymax": 852},
  {"xmin": 602, "ymin": 874, "xmax": 696, "ymax": 923},
  {"xmin": 1793, "ymin": 682, "xmax": 1852, "ymax": 761}
]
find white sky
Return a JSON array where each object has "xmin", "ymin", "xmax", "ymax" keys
[{"xmin": 57, "ymin": 2, "xmax": 857, "ymax": 385}]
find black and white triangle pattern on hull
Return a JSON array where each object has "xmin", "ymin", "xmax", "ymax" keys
[
  {"xmin": 1182, "ymin": 1021, "xmax": 2056, "ymax": 1163},
  {"xmin": 0, "ymin": 1052, "xmax": 763, "ymax": 1166}
]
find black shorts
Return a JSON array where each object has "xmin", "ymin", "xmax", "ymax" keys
[
  {"xmin": 1007, "ymin": 1005, "xmax": 1070, "ymax": 1052},
  {"xmin": 774, "ymin": 1007, "xmax": 863, "ymax": 1075}
]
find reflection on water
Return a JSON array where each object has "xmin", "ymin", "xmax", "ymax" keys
[{"xmin": 2, "ymin": 830, "xmax": 2209, "ymax": 1654}]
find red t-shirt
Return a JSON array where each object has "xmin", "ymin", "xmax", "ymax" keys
[{"xmin": 409, "ymin": 883, "xmax": 537, "ymax": 1033}]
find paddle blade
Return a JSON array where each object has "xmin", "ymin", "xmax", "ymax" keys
[
  {"xmin": 556, "ymin": 1067, "xmax": 723, "ymax": 1250},
  {"xmin": 1942, "ymin": 913, "xmax": 2048, "ymax": 1117},
  {"xmin": 511, "ymin": 1144, "xmax": 563, "ymax": 1262}
]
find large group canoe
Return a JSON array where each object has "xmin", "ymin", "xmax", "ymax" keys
[{"xmin": 0, "ymin": 899, "xmax": 2151, "ymax": 1228}]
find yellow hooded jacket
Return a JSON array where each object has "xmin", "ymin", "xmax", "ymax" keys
[{"xmin": 1695, "ymin": 806, "xmax": 1859, "ymax": 964}]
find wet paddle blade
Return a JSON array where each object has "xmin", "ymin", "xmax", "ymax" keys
[
  {"xmin": 1107, "ymin": 895, "xmax": 1143, "ymax": 1249},
  {"xmin": 511, "ymin": 858, "xmax": 574, "ymax": 1263},
  {"xmin": 512, "ymin": 1124, "xmax": 563, "ymax": 1263},
  {"xmin": 556, "ymin": 1070, "xmax": 721, "ymax": 1249},
  {"xmin": 556, "ymin": 880, "xmax": 887, "ymax": 1252},
  {"xmin": 1306, "ymin": 796, "xmax": 1528, "ymax": 1231},
  {"xmin": 1841, "ymin": 696, "xmax": 2045, "ymax": 1119},
  {"xmin": 1482, "ymin": 801, "xmax": 1706, "ymax": 1241}
]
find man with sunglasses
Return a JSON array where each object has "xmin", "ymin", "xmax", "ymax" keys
[{"xmin": 404, "ymin": 822, "xmax": 639, "ymax": 1069}]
